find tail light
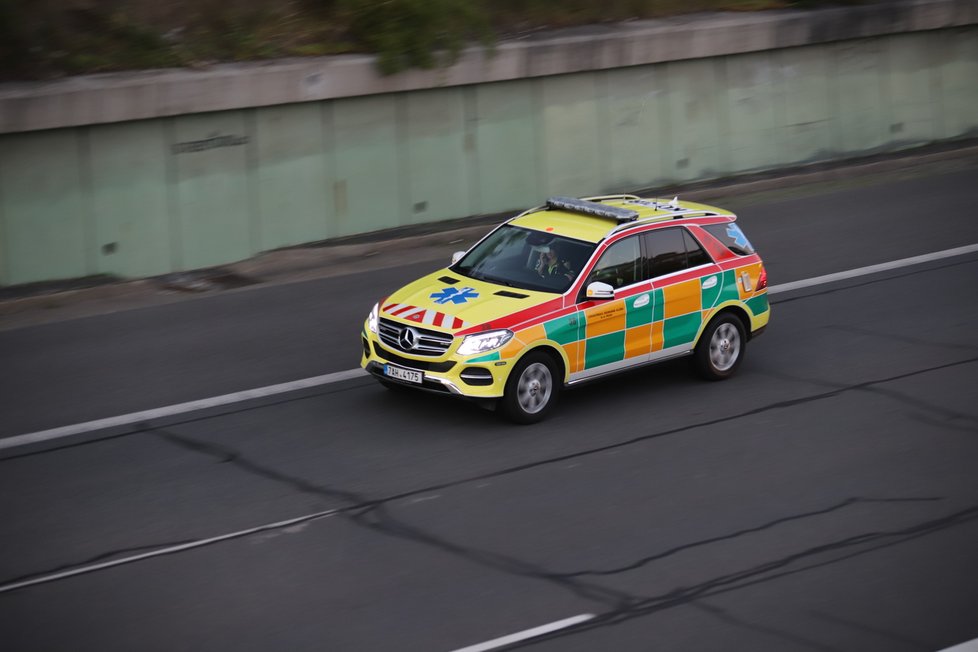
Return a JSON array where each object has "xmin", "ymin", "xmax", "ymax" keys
[{"xmin": 757, "ymin": 266, "xmax": 768, "ymax": 291}]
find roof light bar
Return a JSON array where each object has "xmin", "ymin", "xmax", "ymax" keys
[{"xmin": 546, "ymin": 196, "xmax": 639, "ymax": 222}]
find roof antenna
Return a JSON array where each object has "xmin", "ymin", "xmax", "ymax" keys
[{"xmin": 668, "ymin": 196, "xmax": 679, "ymax": 209}]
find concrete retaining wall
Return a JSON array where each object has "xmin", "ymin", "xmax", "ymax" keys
[{"xmin": 0, "ymin": 0, "xmax": 976, "ymax": 285}]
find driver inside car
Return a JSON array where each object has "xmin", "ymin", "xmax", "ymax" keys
[{"xmin": 535, "ymin": 244, "xmax": 575, "ymax": 280}]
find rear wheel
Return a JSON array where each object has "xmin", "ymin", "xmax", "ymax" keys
[
  {"xmin": 694, "ymin": 313, "xmax": 746, "ymax": 380},
  {"xmin": 499, "ymin": 352, "xmax": 560, "ymax": 424}
]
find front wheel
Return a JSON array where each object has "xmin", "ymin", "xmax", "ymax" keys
[
  {"xmin": 694, "ymin": 313, "xmax": 746, "ymax": 381},
  {"xmin": 499, "ymin": 352, "xmax": 561, "ymax": 424}
]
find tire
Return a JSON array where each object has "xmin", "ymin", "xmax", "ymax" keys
[
  {"xmin": 694, "ymin": 312, "xmax": 747, "ymax": 381},
  {"xmin": 499, "ymin": 351, "xmax": 561, "ymax": 424}
]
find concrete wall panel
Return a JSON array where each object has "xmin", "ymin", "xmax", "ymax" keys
[
  {"xmin": 404, "ymin": 88, "xmax": 469, "ymax": 224},
  {"xmin": 885, "ymin": 32, "xmax": 940, "ymax": 145},
  {"xmin": 172, "ymin": 111, "xmax": 252, "ymax": 270},
  {"xmin": 831, "ymin": 39, "xmax": 888, "ymax": 154},
  {"xmin": 778, "ymin": 46, "xmax": 834, "ymax": 165},
  {"xmin": 89, "ymin": 120, "xmax": 171, "ymax": 278},
  {"xmin": 601, "ymin": 67, "xmax": 670, "ymax": 190},
  {"xmin": 938, "ymin": 28, "xmax": 978, "ymax": 138},
  {"xmin": 662, "ymin": 59, "xmax": 724, "ymax": 181},
  {"xmin": 539, "ymin": 73, "xmax": 602, "ymax": 196},
  {"xmin": 0, "ymin": 130, "xmax": 89, "ymax": 284},
  {"xmin": 473, "ymin": 80, "xmax": 539, "ymax": 213},
  {"xmin": 331, "ymin": 95, "xmax": 400, "ymax": 236},
  {"xmin": 254, "ymin": 103, "xmax": 332, "ymax": 250},
  {"xmin": 722, "ymin": 51, "xmax": 785, "ymax": 172},
  {"xmin": 0, "ymin": 177, "xmax": 6, "ymax": 285}
]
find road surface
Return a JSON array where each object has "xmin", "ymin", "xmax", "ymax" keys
[{"xmin": 1, "ymin": 153, "xmax": 977, "ymax": 651}]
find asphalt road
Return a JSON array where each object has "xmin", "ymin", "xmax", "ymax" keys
[{"xmin": 1, "ymin": 154, "xmax": 978, "ymax": 651}]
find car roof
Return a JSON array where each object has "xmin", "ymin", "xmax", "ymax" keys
[{"xmin": 508, "ymin": 195, "xmax": 732, "ymax": 244}]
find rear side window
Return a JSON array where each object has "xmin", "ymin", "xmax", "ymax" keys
[
  {"xmin": 702, "ymin": 222, "xmax": 755, "ymax": 256},
  {"xmin": 645, "ymin": 228, "xmax": 686, "ymax": 277},
  {"xmin": 683, "ymin": 230, "xmax": 712, "ymax": 268},
  {"xmin": 644, "ymin": 227, "xmax": 713, "ymax": 278}
]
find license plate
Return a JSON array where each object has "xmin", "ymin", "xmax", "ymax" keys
[{"xmin": 384, "ymin": 364, "xmax": 423, "ymax": 384}]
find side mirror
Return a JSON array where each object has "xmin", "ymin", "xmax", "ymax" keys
[
  {"xmin": 585, "ymin": 281, "xmax": 614, "ymax": 300},
  {"xmin": 451, "ymin": 250, "xmax": 466, "ymax": 265}
]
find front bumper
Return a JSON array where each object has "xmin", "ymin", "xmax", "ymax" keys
[
  {"xmin": 360, "ymin": 327, "xmax": 508, "ymax": 399},
  {"xmin": 363, "ymin": 361, "xmax": 465, "ymax": 395}
]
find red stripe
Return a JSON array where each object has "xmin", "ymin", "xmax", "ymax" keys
[
  {"xmin": 390, "ymin": 304, "xmax": 415, "ymax": 316},
  {"xmin": 452, "ymin": 317, "xmax": 463, "ymax": 329},
  {"xmin": 433, "ymin": 312, "xmax": 445, "ymax": 327},
  {"xmin": 488, "ymin": 297, "xmax": 565, "ymax": 331}
]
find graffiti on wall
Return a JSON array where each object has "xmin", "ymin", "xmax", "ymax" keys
[{"xmin": 172, "ymin": 133, "xmax": 249, "ymax": 154}]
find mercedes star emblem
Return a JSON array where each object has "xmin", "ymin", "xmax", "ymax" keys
[{"xmin": 399, "ymin": 327, "xmax": 419, "ymax": 350}]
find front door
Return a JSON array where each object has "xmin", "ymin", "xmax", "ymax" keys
[{"xmin": 575, "ymin": 235, "xmax": 655, "ymax": 377}]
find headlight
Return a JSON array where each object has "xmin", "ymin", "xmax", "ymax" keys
[
  {"xmin": 367, "ymin": 302, "xmax": 379, "ymax": 334},
  {"xmin": 457, "ymin": 329, "xmax": 514, "ymax": 356}
]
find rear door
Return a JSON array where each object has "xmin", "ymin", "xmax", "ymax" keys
[{"xmin": 643, "ymin": 227, "xmax": 720, "ymax": 356}]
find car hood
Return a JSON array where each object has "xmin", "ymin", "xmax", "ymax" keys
[{"xmin": 381, "ymin": 269, "xmax": 560, "ymax": 333}]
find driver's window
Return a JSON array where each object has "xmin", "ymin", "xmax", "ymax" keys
[{"xmin": 587, "ymin": 236, "xmax": 643, "ymax": 290}]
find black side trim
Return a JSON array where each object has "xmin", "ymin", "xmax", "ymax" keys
[
  {"xmin": 438, "ymin": 276, "xmax": 460, "ymax": 284},
  {"xmin": 493, "ymin": 290, "xmax": 530, "ymax": 299},
  {"xmin": 460, "ymin": 367, "xmax": 494, "ymax": 386},
  {"xmin": 373, "ymin": 343, "xmax": 457, "ymax": 372}
]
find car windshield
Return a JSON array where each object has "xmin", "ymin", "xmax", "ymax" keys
[{"xmin": 451, "ymin": 225, "xmax": 596, "ymax": 294}]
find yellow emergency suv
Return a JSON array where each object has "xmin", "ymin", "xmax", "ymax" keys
[{"xmin": 361, "ymin": 195, "xmax": 770, "ymax": 423}]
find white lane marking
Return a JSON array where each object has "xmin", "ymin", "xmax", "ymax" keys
[
  {"xmin": 768, "ymin": 243, "xmax": 978, "ymax": 295},
  {"xmin": 408, "ymin": 494, "xmax": 441, "ymax": 504},
  {"xmin": 0, "ymin": 507, "xmax": 341, "ymax": 594},
  {"xmin": 449, "ymin": 614, "xmax": 595, "ymax": 652},
  {"xmin": 3, "ymin": 242, "xmax": 977, "ymax": 452},
  {"xmin": 0, "ymin": 368, "xmax": 367, "ymax": 451},
  {"xmin": 937, "ymin": 638, "xmax": 978, "ymax": 652}
]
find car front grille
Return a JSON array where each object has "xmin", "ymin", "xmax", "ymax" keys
[
  {"xmin": 372, "ymin": 343, "xmax": 457, "ymax": 372},
  {"xmin": 378, "ymin": 318, "xmax": 454, "ymax": 357}
]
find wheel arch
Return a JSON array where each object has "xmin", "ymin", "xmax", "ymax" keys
[
  {"xmin": 517, "ymin": 343, "xmax": 568, "ymax": 384},
  {"xmin": 696, "ymin": 304, "xmax": 752, "ymax": 346}
]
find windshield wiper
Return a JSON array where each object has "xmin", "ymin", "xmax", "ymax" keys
[
  {"xmin": 459, "ymin": 268, "xmax": 515, "ymax": 287},
  {"xmin": 456, "ymin": 267, "xmax": 485, "ymax": 282},
  {"xmin": 481, "ymin": 274, "xmax": 518, "ymax": 288}
]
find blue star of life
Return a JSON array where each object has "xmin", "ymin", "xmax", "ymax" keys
[
  {"xmin": 726, "ymin": 224, "xmax": 752, "ymax": 250},
  {"xmin": 430, "ymin": 286, "xmax": 480, "ymax": 305}
]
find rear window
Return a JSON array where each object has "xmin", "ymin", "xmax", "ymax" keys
[{"xmin": 702, "ymin": 223, "xmax": 755, "ymax": 256}]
